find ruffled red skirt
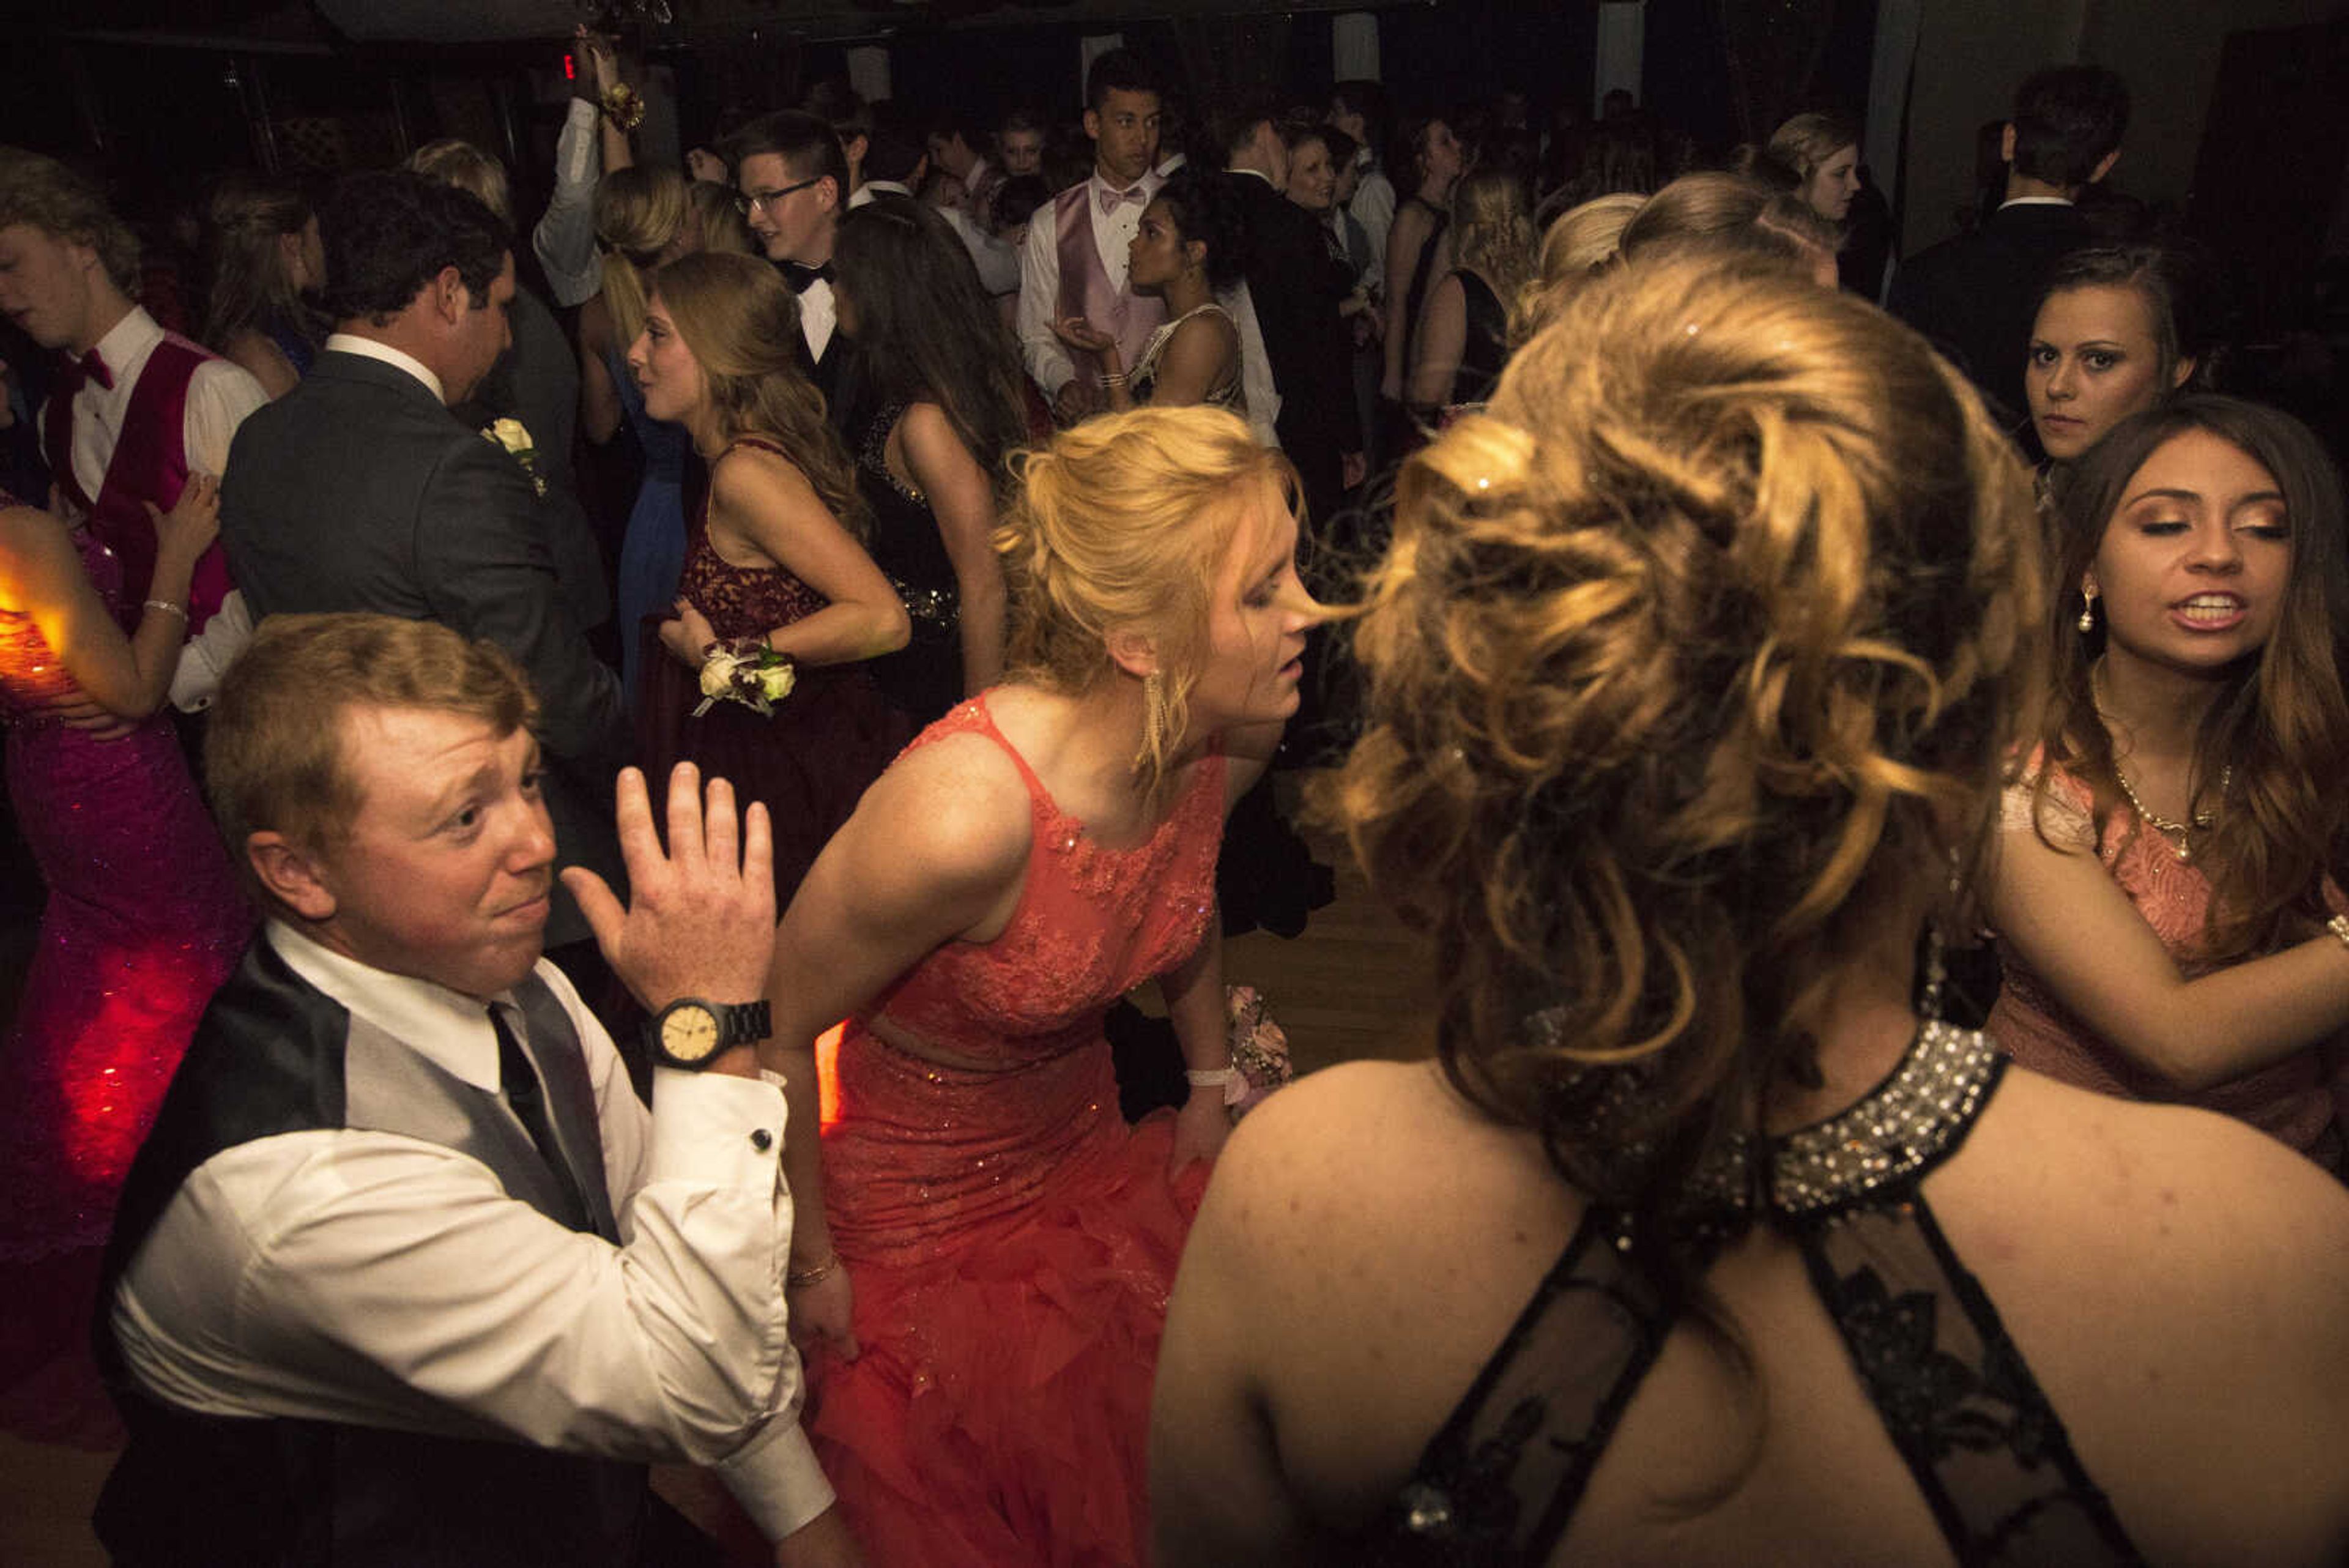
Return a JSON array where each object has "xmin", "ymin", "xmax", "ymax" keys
[{"xmin": 807, "ymin": 1023, "xmax": 1208, "ymax": 1566}]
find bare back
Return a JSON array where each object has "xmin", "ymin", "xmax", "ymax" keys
[{"xmin": 1154, "ymin": 1053, "xmax": 2349, "ymax": 1566}]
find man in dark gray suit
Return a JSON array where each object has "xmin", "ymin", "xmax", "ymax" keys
[{"xmin": 222, "ymin": 171, "xmax": 628, "ymax": 962}]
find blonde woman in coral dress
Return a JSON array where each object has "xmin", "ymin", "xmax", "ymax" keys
[{"xmin": 756, "ymin": 406, "xmax": 1317, "ymax": 1564}]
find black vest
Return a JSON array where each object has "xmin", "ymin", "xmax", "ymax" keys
[{"xmin": 92, "ymin": 935, "xmax": 645, "ymax": 1568}]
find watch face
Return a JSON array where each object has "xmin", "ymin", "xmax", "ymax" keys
[{"xmin": 661, "ymin": 1004, "xmax": 721, "ymax": 1064}]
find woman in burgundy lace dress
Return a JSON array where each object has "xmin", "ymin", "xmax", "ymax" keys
[
  {"xmin": 755, "ymin": 406, "xmax": 1320, "ymax": 1564},
  {"xmin": 626, "ymin": 250, "xmax": 910, "ymax": 902},
  {"xmin": 0, "ymin": 476, "xmax": 250, "ymax": 1441}
]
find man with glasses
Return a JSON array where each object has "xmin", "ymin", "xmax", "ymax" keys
[{"xmin": 721, "ymin": 110, "xmax": 853, "ymax": 415}]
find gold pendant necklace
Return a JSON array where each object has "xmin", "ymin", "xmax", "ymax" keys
[
  {"xmin": 2109, "ymin": 758, "xmax": 2225, "ymax": 862},
  {"xmin": 2090, "ymin": 662, "xmax": 2227, "ymax": 863}
]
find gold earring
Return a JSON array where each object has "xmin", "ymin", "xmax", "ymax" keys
[
  {"xmin": 1142, "ymin": 668, "xmax": 1173, "ymax": 768},
  {"xmin": 2077, "ymin": 587, "xmax": 2097, "ymax": 635}
]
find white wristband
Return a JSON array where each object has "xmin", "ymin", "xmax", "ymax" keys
[{"xmin": 1186, "ymin": 1065, "xmax": 1244, "ymax": 1106}]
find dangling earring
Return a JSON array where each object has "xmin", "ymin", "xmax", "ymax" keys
[
  {"xmin": 1141, "ymin": 668, "xmax": 1172, "ymax": 771},
  {"xmin": 2077, "ymin": 585, "xmax": 2098, "ymax": 635}
]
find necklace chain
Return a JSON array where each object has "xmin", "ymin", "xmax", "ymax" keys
[{"xmin": 2090, "ymin": 661, "xmax": 2228, "ymax": 861}]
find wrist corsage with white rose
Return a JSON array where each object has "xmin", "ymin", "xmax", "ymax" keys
[
  {"xmin": 694, "ymin": 637, "xmax": 798, "ymax": 718},
  {"xmin": 482, "ymin": 417, "xmax": 547, "ymax": 497}
]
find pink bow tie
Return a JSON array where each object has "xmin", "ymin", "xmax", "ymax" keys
[{"xmin": 1097, "ymin": 184, "xmax": 1148, "ymax": 215}]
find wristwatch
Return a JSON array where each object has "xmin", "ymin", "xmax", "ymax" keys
[{"xmin": 644, "ymin": 997, "xmax": 771, "ymax": 1069}]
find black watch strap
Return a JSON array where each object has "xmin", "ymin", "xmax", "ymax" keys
[{"xmin": 645, "ymin": 997, "xmax": 773, "ymax": 1070}]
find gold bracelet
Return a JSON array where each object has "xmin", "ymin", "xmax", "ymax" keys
[
  {"xmin": 787, "ymin": 1252, "xmax": 840, "ymax": 1288},
  {"xmin": 142, "ymin": 599, "xmax": 188, "ymax": 622},
  {"xmin": 2327, "ymin": 913, "xmax": 2349, "ymax": 952}
]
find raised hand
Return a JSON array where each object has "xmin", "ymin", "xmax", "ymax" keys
[
  {"xmin": 1051, "ymin": 315, "xmax": 1115, "ymax": 356},
  {"xmin": 562, "ymin": 762, "xmax": 776, "ymax": 1010}
]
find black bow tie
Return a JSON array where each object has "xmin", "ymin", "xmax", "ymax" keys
[{"xmin": 781, "ymin": 261, "xmax": 835, "ymax": 295}]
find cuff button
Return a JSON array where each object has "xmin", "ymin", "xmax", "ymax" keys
[{"xmin": 749, "ymin": 1128, "xmax": 774, "ymax": 1153}]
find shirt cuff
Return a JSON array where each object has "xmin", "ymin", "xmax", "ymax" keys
[
  {"xmin": 713, "ymin": 1417, "xmax": 836, "ymax": 1541},
  {"xmin": 645, "ymin": 1068, "xmax": 790, "ymax": 1189}
]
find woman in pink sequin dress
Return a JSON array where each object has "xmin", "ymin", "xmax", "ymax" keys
[
  {"xmin": 625, "ymin": 251, "xmax": 912, "ymax": 903},
  {"xmin": 758, "ymin": 406, "xmax": 1318, "ymax": 1564},
  {"xmin": 1989, "ymin": 398, "xmax": 2349, "ymax": 1168},
  {"xmin": 0, "ymin": 478, "xmax": 251, "ymax": 1440}
]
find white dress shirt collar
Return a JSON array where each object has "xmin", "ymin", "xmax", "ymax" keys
[
  {"xmin": 91, "ymin": 305, "xmax": 164, "ymax": 377},
  {"xmin": 324, "ymin": 332, "xmax": 446, "ymax": 403},
  {"xmin": 1088, "ymin": 166, "xmax": 1162, "ymax": 205},
  {"xmin": 1997, "ymin": 196, "xmax": 2076, "ymax": 210},
  {"xmin": 1226, "ymin": 166, "xmax": 1277, "ymax": 189},
  {"xmin": 265, "ymin": 919, "xmax": 511, "ymax": 1092}
]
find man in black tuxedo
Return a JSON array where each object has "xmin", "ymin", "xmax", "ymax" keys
[
  {"xmin": 1218, "ymin": 100, "xmax": 1364, "ymax": 527},
  {"xmin": 724, "ymin": 110, "xmax": 856, "ymax": 428},
  {"xmin": 1888, "ymin": 65, "xmax": 2131, "ymax": 431},
  {"xmin": 221, "ymin": 171, "xmax": 628, "ymax": 965}
]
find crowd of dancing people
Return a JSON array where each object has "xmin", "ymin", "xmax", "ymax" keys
[{"xmin": 0, "ymin": 29, "xmax": 2345, "ymax": 1568}]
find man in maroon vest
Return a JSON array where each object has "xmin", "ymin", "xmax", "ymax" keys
[
  {"xmin": 1015, "ymin": 48, "xmax": 1168, "ymax": 425},
  {"xmin": 0, "ymin": 149, "xmax": 264, "ymax": 658}
]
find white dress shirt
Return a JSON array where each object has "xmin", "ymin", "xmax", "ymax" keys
[
  {"xmin": 1349, "ymin": 161, "xmax": 1397, "ymax": 278},
  {"xmin": 1016, "ymin": 166, "xmax": 1162, "ymax": 396},
  {"xmin": 939, "ymin": 204, "xmax": 1022, "ymax": 298},
  {"xmin": 42, "ymin": 306, "xmax": 267, "ymax": 515},
  {"xmin": 113, "ymin": 921, "xmax": 833, "ymax": 1540},
  {"xmin": 535, "ymin": 98, "xmax": 606, "ymax": 310},
  {"xmin": 797, "ymin": 277, "xmax": 837, "ymax": 366}
]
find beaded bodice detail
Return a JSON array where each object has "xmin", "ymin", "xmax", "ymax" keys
[
  {"xmin": 1129, "ymin": 302, "xmax": 1245, "ymax": 414},
  {"xmin": 1368, "ymin": 1021, "xmax": 2147, "ymax": 1567},
  {"xmin": 678, "ymin": 438, "xmax": 827, "ymax": 639},
  {"xmin": 871, "ymin": 697, "xmax": 1224, "ymax": 1068}
]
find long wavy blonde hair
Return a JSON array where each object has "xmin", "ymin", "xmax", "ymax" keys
[
  {"xmin": 651, "ymin": 250, "xmax": 867, "ymax": 539},
  {"xmin": 997, "ymin": 405, "xmax": 1296, "ymax": 803}
]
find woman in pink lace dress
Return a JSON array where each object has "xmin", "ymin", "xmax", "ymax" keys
[
  {"xmin": 1989, "ymin": 397, "xmax": 2349, "ymax": 1169},
  {"xmin": 0, "ymin": 477, "xmax": 251, "ymax": 1439},
  {"xmin": 756, "ymin": 406, "xmax": 1318, "ymax": 1564}
]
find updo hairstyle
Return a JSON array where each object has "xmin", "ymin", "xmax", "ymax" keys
[
  {"xmin": 1618, "ymin": 171, "xmax": 1840, "ymax": 277},
  {"xmin": 1328, "ymin": 252, "xmax": 2041, "ymax": 1222},
  {"xmin": 1510, "ymin": 191, "xmax": 1644, "ymax": 345},
  {"xmin": 997, "ymin": 405, "xmax": 1296, "ymax": 801},
  {"xmin": 1151, "ymin": 168, "xmax": 1250, "ymax": 291}
]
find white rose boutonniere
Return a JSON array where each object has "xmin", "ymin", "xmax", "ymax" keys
[{"xmin": 483, "ymin": 417, "xmax": 547, "ymax": 497}]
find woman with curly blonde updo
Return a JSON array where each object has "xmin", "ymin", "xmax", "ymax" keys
[
  {"xmin": 1154, "ymin": 255, "xmax": 2349, "ymax": 1566},
  {"xmin": 755, "ymin": 404, "xmax": 1318, "ymax": 1565}
]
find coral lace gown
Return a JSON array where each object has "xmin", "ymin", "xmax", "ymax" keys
[
  {"xmin": 809, "ymin": 696, "xmax": 1222, "ymax": 1566},
  {"xmin": 0, "ymin": 511, "xmax": 251, "ymax": 1440}
]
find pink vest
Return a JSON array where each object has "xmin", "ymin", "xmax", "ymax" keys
[
  {"xmin": 1054, "ymin": 185, "xmax": 1165, "ymax": 385},
  {"xmin": 44, "ymin": 333, "xmax": 234, "ymax": 633}
]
